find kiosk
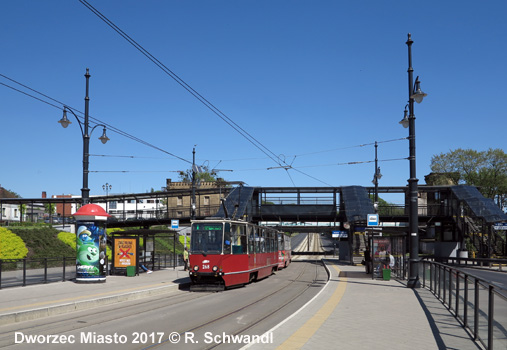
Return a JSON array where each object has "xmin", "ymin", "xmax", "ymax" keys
[{"xmin": 73, "ymin": 204, "xmax": 110, "ymax": 283}]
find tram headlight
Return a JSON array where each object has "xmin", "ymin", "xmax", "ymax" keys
[
  {"xmin": 193, "ymin": 265, "xmax": 199, "ymax": 271},
  {"xmin": 212, "ymin": 266, "xmax": 218, "ymax": 272}
]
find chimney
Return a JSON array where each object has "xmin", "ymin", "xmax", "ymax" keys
[{"xmin": 42, "ymin": 191, "xmax": 47, "ymax": 198}]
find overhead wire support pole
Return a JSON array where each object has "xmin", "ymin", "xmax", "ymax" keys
[
  {"xmin": 58, "ymin": 69, "xmax": 110, "ymax": 206},
  {"xmin": 82, "ymin": 68, "xmax": 91, "ymax": 205},
  {"xmin": 404, "ymin": 33, "xmax": 426, "ymax": 289},
  {"xmin": 191, "ymin": 146, "xmax": 196, "ymax": 220}
]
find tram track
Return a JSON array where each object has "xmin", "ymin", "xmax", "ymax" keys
[
  {"xmin": 142, "ymin": 261, "xmax": 326, "ymax": 350},
  {"xmin": 0, "ymin": 289, "xmax": 206, "ymax": 347}
]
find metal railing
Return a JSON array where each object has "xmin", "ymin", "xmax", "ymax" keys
[
  {"xmin": 420, "ymin": 260, "xmax": 507, "ymax": 350},
  {"xmin": 139, "ymin": 253, "xmax": 180, "ymax": 272},
  {"xmin": 0, "ymin": 257, "xmax": 75, "ymax": 289},
  {"xmin": 1, "ymin": 254, "xmax": 184, "ymax": 288}
]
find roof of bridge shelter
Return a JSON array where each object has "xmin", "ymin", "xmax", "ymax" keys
[
  {"xmin": 451, "ymin": 185, "xmax": 507, "ymax": 223},
  {"xmin": 341, "ymin": 186, "xmax": 375, "ymax": 224},
  {"xmin": 213, "ymin": 186, "xmax": 255, "ymax": 220}
]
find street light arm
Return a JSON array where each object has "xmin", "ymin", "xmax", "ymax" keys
[
  {"xmin": 59, "ymin": 106, "xmax": 85, "ymax": 136},
  {"xmin": 59, "ymin": 107, "xmax": 110, "ymax": 144},
  {"xmin": 91, "ymin": 124, "xmax": 110, "ymax": 145}
]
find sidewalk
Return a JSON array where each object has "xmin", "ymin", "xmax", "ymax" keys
[
  {"xmin": 0, "ymin": 261, "xmax": 479, "ymax": 349},
  {"xmin": 246, "ymin": 260, "xmax": 480, "ymax": 350},
  {"xmin": 0, "ymin": 267, "xmax": 190, "ymax": 326}
]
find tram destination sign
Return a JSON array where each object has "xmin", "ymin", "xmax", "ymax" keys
[{"xmin": 493, "ymin": 223, "xmax": 507, "ymax": 230}]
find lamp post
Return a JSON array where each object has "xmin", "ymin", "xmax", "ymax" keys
[
  {"xmin": 58, "ymin": 68, "xmax": 110, "ymax": 205},
  {"xmin": 372, "ymin": 141, "xmax": 382, "ymax": 212},
  {"xmin": 399, "ymin": 33, "xmax": 427, "ymax": 289},
  {"xmin": 102, "ymin": 183, "xmax": 112, "ymax": 211},
  {"xmin": 191, "ymin": 146, "xmax": 196, "ymax": 220}
]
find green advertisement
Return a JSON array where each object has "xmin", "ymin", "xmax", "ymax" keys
[{"xmin": 76, "ymin": 221, "xmax": 107, "ymax": 282}]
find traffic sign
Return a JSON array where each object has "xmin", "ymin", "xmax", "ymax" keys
[
  {"xmin": 171, "ymin": 220, "xmax": 179, "ymax": 229},
  {"xmin": 367, "ymin": 214, "xmax": 379, "ymax": 226}
]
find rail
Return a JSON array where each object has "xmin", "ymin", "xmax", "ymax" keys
[
  {"xmin": 433, "ymin": 257, "xmax": 507, "ymax": 270},
  {"xmin": 1, "ymin": 254, "xmax": 183, "ymax": 289},
  {"xmin": 0, "ymin": 257, "xmax": 75, "ymax": 289},
  {"xmin": 420, "ymin": 260, "xmax": 507, "ymax": 349}
]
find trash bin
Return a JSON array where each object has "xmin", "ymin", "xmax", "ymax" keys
[
  {"xmin": 382, "ymin": 268, "xmax": 391, "ymax": 281},
  {"xmin": 126, "ymin": 266, "xmax": 136, "ymax": 277}
]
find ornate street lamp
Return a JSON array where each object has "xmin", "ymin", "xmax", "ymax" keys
[
  {"xmin": 102, "ymin": 183, "xmax": 112, "ymax": 211},
  {"xmin": 401, "ymin": 34, "xmax": 427, "ymax": 289},
  {"xmin": 58, "ymin": 69, "xmax": 110, "ymax": 205},
  {"xmin": 372, "ymin": 141, "xmax": 382, "ymax": 212}
]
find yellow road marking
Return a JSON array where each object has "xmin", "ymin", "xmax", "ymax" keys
[
  {"xmin": 0, "ymin": 282, "xmax": 171, "ymax": 313},
  {"xmin": 277, "ymin": 264, "xmax": 347, "ymax": 350}
]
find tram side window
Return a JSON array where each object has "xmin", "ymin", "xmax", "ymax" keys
[
  {"xmin": 224, "ymin": 223, "xmax": 231, "ymax": 254},
  {"xmin": 268, "ymin": 231, "xmax": 274, "ymax": 252},
  {"xmin": 248, "ymin": 226, "xmax": 255, "ymax": 254},
  {"xmin": 260, "ymin": 229, "xmax": 266, "ymax": 253},
  {"xmin": 253, "ymin": 227, "xmax": 260, "ymax": 253},
  {"xmin": 231, "ymin": 224, "xmax": 247, "ymax": 254}
]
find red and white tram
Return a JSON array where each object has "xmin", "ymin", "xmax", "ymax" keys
[
  {"xmin": 189, "ymin": 219, "xmax": 291, "ymax": 291},
  {"xmin": 277, "ymin": 232, "xmax": 292, "ymax": 269}
]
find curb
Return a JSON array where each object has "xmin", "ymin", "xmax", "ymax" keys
[{"xmin": 0, "ymin": 283, "xmax": 178, "ymax": 326}]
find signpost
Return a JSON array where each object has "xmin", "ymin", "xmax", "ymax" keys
[{"xmin": 367, "ymin": 214, "xmax": 379, "ymax": 227}]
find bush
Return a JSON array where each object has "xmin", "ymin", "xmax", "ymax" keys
[
  {"xmin": 10, "ymin": 226, "xmax": 75, "ymax": 259},
  {"xmin": 0, "ymin": 227, "xmax": 28, "ymax": 259},
  {"xmin": 58, "ymin": 231, "xmax": 76, "ymax": 250}
]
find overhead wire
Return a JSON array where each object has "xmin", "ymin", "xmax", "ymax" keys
[
  {"xmin": 79, "ymin": 0, "xmax": 283, "ymax": 167},
  {"xmin": 78, "ymin": 0, "xmax": 359, "ymax": 187},
  {"xmin": 0, "ymin": 74, "xmax": 192, "ymax": 165}
]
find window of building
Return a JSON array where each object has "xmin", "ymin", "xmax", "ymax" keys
[
  {"xmin": 204, "ymin": 196, "xmax": 210, "ymax": 205},
  {"xmin": 177, "ymin": 196, "xmax": 183, "ymax": 206},
  {"xmin": 109, "ymin": 201, "xmax": 117, "ymax": 209}
]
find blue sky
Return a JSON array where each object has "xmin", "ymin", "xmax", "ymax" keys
[{"xmin": 1, "ymin": 1, "xmax": 506, "ymax": 203}]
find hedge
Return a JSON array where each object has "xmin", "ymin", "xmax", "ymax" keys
[{"xmin": 0, "ymin": 227, "xmax": 29, "ymax": 259}]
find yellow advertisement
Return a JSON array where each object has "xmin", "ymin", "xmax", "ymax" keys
[{"xmin": 114, "ymin": 238, "xmax": 137, "ymax": 267}]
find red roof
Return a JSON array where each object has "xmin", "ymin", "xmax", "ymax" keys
[{"xmin": 74, "ymin": 204, "xmax": 111, "ymax": 218}]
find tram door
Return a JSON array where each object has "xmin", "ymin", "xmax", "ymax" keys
[{"xmin": 248, "ymin": 225, "xmax": 257, "ymax": 268}]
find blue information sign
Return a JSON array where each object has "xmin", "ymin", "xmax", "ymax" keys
[{"xmin": 367, "ymin": 214, "xmax": 379, "ymax": 227}]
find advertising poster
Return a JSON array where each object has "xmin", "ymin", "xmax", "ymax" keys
[
  {"xmin": 114, "ymin": 237, "xmax": 137, "ymax": 268},
  {"xmin": 76, "ymin": 222, "xmax": 107, "ymax": 281}
]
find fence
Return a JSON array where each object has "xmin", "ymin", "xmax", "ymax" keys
[
  {"xmin": 1, "ymin": 254, "xmax": 183, "ymax": 289},
  {"xmin": 0, "ymin": 257, "xmax": 75, "ymax": 289},
  {"xmin": 139, "ymin": 253, "xmax": 180, "ymax": 272},
  {"xmin": 420, "ymin": 260, "xmax": 507, "ymax": 350}
]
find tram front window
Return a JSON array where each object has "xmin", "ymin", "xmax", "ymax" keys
[{"xmin": 191, "ymin": 223, "xmax": 223, "ymax": 254}]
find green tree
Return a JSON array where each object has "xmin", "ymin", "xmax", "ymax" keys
[
  {"xmin": 44, "ymin": 202, "xmax": 56, "ymax": 219},
  {"xmin": 430, "ymin": 148, "xmax": 507, "ymax": 210},
  {"xmin": 178, "ymin": 165, "xmax": 217, "ymax": 183},
  {"xmin": 18, "ymin": 204, "xmax": 26, "ymax": 223}
]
